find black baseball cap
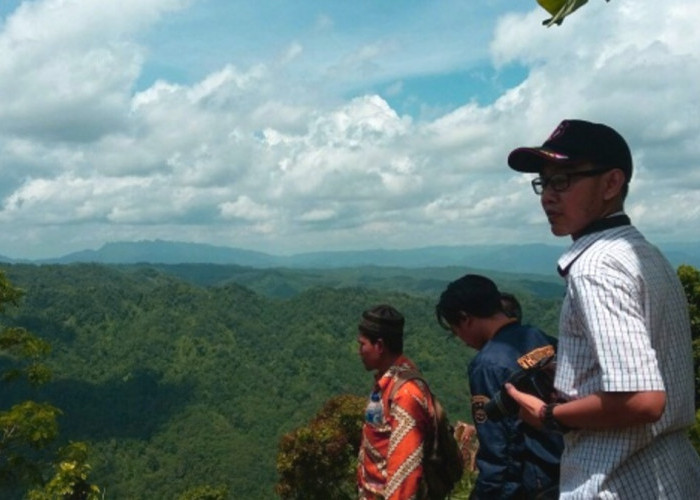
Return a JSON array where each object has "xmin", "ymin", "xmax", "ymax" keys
[{"xmin": 507, "ymin": 119, "xmax": 633, "ymax": 181}]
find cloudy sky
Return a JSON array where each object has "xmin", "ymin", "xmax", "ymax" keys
[{"xmin": 0, "ymin": 0, "xmax": 698, "ymax": 260}]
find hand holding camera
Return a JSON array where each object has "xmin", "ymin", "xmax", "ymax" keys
[{"xmin": 484, "ymin": 346, "xmax": 558, "ymax": 422}]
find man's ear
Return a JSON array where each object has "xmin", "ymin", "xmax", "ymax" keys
[
  {"xmin": 375, "ymin": 338, "xmax": 386, "ymax": 354},
  {"xmin": 603, "ymin": 168, "xmax": 626, "ymax": 201}
]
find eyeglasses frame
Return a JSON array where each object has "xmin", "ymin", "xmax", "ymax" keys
[{"xmin": 531, "ymin": 166, "xmax": 612, "ymax": 195}]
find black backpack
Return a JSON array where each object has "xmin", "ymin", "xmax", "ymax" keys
[{"xmin": 389, "ymin": 370, "xmax": 465, "ymax": 499}]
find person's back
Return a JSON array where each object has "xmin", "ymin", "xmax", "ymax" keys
[
  {"xmin": 469, "ymin": 322, "xmax": 562, "ymax": 498},
  {"xmin": 436, "ymin": 274, "xmax": 563, "ymax": 499}
]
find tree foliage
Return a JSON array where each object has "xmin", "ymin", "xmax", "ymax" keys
[
  {"xmin": 27, "ymin": 442, "xmax": 101, "ymax": 500},
  {"xmin": 177, "ymin": 484, "xmax": 230, "ymax": 500},
  {"xmin": 677, "ymin": 264, "xmax": 700, "ymax": 409},
  {"xmin": 0, "ymin": 270, "xmax": 100, "ymax": 499},
  {"xmin": 677, "ymin": 265, "xmax": 700, "ymax": 454},
  {"xmin": 0, "ymin": 263, "xmax": 566, "ymax": 498},
  {"xmin": 276, "ymin": 394, "xmax": 366, "ymax": 499}
]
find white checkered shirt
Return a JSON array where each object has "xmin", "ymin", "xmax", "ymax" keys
[{"xmin": 555, "ymin": 223, "xmax": 700, "ymax": 499}]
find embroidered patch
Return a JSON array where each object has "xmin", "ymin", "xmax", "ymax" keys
[
  {"xmin": 547, "ymin": 121, "xmax": 568, "ymax": 141},
  {"xmin": 471, "ymin": 395, "xmax": 490, "ymax": 424},
  {"xmin": 517, "ymin": 345, "xmax": 555, "ymax": 369}
]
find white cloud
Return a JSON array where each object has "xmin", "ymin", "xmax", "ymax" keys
[
  {"xmin": 299, "ymin": 208, "xmax": 337, "ymax": 223},
  {"xmin": 0, "ymin": 0, "xmax": 189, "ymax": 142},
  {"xmin": 485, "ymin": 0, "xmax": 700, "ymax": 244},
  {"xmin": 0, "ymin": 0, "xmax": 698, "ymax": 259},
  {"xmin": 219, "ymin": 196, "xmax": 277, "ymax": 222}
]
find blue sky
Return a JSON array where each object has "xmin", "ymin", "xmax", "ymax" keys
[
  {"xmin": 136, "ymin": 1, "xmax": 528, "ymax": 116},
  {"xmin": 0, "ymin": 0, "xmax": 699, "ymax": 259}
]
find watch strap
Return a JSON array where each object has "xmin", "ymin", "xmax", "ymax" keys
[{"xmin": 539, "ymin": 403, "xmax": 572, "ymax": 433}]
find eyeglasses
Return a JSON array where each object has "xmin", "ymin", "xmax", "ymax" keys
[{"xmin": 531, "ymin": 167, "xmax": 611, "ymax": 195}]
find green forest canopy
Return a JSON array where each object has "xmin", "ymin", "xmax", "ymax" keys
[{"xmin": 0, "ymin": 262, "xmax": 593, "ymax": 498}]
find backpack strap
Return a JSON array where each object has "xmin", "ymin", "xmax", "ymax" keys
[
  {"xmin": 387, "ymin": 369, "xmax": 428, "ymax": 402},
  {"xmin": 387, "ymin": 369, "xmax": 439, "ymax": 455}
]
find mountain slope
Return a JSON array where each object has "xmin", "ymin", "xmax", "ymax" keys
[{"xmin": 12, "ymin": 239, "xmax": 695, "ymax": 274}]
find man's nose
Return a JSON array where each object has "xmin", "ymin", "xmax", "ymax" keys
[{"xmin": 540, "ymin": 184, "xmax": 559, "ymax": 203}]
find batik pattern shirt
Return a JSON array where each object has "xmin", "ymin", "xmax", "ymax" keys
[
  {"xmin": 555, "ymin": 222, "xmax": 700, "ymax": 499},
  {"xmin": 358, "ymin": 356, "xmax": 433, "ymax": 500}
]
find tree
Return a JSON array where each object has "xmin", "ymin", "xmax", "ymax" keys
[
  {"xmin": 677, "ymin": 265, "xmax": 700, "ymax": 409},
  {"xmin": 275, "ymin": 394, "xmax": 366, "ymax": 500},
  {"xmin": 27, "ymin": 442, "xmax": 100, "ymax": 500},
  {"xmin": 0, "ymin": 270, "xmax": 100, "ymax": 498},
  {"xmin": 690, "ymin": 411, "xmax": 700, "ymax": 456},
  {"xmin": 677, "ymin": 265, "xmax": 700, "ymax": 454},
  {"xmin": 177, "ymin": 484, "xmax": 229, "ymax": 500}
]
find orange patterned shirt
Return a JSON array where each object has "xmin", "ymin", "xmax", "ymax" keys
[{"xmin": 358, "ymin": 356, "xmax": 434, "ymax": 500}]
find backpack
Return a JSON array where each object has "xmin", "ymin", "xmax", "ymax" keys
[{"xmin": 388, "ymin": 370, "xmax": 465, "ymax": 500}]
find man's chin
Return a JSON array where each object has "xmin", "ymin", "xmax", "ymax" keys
[{"xmin": 549, "ymin": 224, "xmax": 570, "ymax": 237}]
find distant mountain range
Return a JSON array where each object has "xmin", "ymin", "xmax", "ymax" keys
[{"xmin": 2, "ymin": 239, "xmax": 700, "ymax": 275}]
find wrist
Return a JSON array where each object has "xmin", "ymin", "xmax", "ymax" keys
[{"xmin": 538, "ymin": 403, "xmax": 573, "ymax": 434}]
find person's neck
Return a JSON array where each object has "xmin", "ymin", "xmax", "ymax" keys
[
  {"xmin": 375, "ymin": 353, "xmax": 401, "ymax": 378},
  {"xmin": 482, "ymin": 315, "xmax": 517, "ymax": 345},
  {"xmin": 492, "ymin": 315, "xmax": 517, "ymax": 336},
  {"xmin": 572, "ymin": 209, "xmax": 629, "ymax": 241}
]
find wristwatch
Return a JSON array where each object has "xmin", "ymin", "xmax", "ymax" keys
[{"xmin": 539, "ymin": 403, "xmax": 572, "ymax": 433}]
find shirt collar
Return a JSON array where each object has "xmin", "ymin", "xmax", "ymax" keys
[
  {"xmin": 572, "ymin": 212, "xmax": 630, "ymax": 241},
  {"xmin": 374, "ymin": 355, "xmax": 416, "ymax": 390},
  {"xmin": 557, "ymin": 213, "xmax": 632, "ymax": 277}
]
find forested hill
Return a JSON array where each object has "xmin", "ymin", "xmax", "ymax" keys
[
  {"xmin": 0, "ymin": 263, "xmax": 562, "ymax": 499},
  {"xmin": 9, "ymin": 239, "xmax": 699, "ymax": 273},
  {"xmin": 138, "ymin": 262, "xmax": 566, "ymax": 300}
]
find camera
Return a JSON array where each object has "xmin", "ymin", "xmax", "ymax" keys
[{"xmin": 484, "ymin": 353, "xmax": 557, "ymax": 421}]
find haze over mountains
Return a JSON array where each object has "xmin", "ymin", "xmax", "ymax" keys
[{"xmin": 2, "ymin": 239, "xmax": 699, "ymax": 276}]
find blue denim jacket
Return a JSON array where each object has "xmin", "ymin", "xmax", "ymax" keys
[{"xmin": 468, "ymin": 322, "xmax": 563, "ymax": 499}]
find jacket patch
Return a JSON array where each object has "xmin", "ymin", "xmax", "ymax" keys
[
  {"xmin": 517, "ymin": 344, "xmax": 555, "ymax": 369},
  {"xmin": 471, "ymin": 395, "xmax": 490, "ymax": 424}
]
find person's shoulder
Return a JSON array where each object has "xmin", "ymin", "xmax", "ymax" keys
[
  {"xmin": 491, "ymin": 324, "xmax": 557, "ymax": 362},
  {"xmin": 494, "ymin": 322, "xmax": 551, "ymax": 346},
  {"xmin": 579, "ymin": 227, "xmax": 669, "ymax": 274},
  {"xmin": 398, "ymin": 376, "xmax": 429, "ymax": 394},
  {"xmin": 389, "ymin": 362, "xmax": 426, "ymax": 392},
  {"xmin": 519, "ymin": 324, "xmax": 556, "ymax": 343},
  {"xmin": 472, "ymin": 340, "xmax": 520, "ymax": 372},
  {"xmin": 390, "ymin": 375, "xmax": 431, "ymax": 412}
]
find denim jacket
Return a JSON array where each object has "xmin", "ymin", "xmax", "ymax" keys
[{"xmin": 468, "ymin": 323, "xmax": 563, "ymax": 499}]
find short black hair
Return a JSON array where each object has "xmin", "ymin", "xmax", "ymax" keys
[
  {"xmin": 435, "ymin": 274, "xmax": 502, "ymax": 329},
  {"xmin": 500, "ymin": 292, "xmax": 522, "ymax": 323}
]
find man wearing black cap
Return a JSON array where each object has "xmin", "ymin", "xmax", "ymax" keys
[
  {"xmin": 505, "ymin": 119, "xmax": 700, "ymax": 498},
  {"xmin": 435, "ymin": 274, "xmax": 563, "ymax": 499},
  {"xmin": 356, "ymin": 304, "xmax": 434, "ymax": 500}
]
